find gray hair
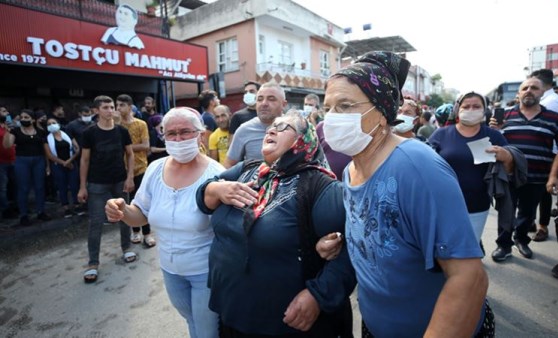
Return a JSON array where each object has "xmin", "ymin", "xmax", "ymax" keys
[
  {"xmin": 162, "ymin": 107, "xmax": 205, "ymax": 132},
  {"xmin": 282, "ymin": 109, "xmax": 307, "ymax": 135},
  {"xmin": 259, "ymin": 82, "xmax": 286, "ymax": 100},
  {"xmin": 304, "ymin": 93, "xmax": 320, "ymax": 106}
]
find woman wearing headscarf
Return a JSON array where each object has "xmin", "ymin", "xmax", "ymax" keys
[
  {"xmin": 319, "ymin": 51, "xmax": 494, "ymax": 337},
  {"xmin": 196, "ymin": 110, "xmax": 356, "ymax": 337},
  {"xmin": 105, "ymin": 107, "xmax": 223, "ymax": 338},
  {"xmin": 429, "ymin": 92, "xmax": 514, "ymax": 244}
]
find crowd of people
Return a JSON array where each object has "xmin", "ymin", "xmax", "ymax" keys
[{"xmin": 3, "ymin": 52, "xmax": 558, "ymax": 337}]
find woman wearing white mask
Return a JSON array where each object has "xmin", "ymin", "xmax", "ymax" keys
[
  {"xmin": 392, "ymin": 98, "xmax": 426, "ymax": 140},
  {"xmin": 319, "ymin": 52, "xmax": 494, "ymax": 337},
  {"xmin": 105, "ymin": 107, "xmax": 223, "ymax": 338},
  {"xmin": 44, "ymin": 117, "xmax": 80, "ymax": 218},
  {"xmin": 429, "ymin": 92, "xmax": 513, "ymax": 243}
]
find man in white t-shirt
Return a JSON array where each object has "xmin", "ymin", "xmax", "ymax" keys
[{"xmin": 225, "ymin": 82, "xmax": 287, "ymax": 168}]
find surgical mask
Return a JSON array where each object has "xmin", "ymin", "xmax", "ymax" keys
[
  {"xmin": 20, "ymin": 120, "xmax": 32, "ymax": 127},
  {"xmin": 392, "ymin": 114, "xmax": 416, "ymax": 134},
  {"xmin": 323, "ymin": 108, "xmax": 379, "ymax": 156},
  {"xmin": 47, "ymin": 123, "xmax": 61, "ymax": 133},
  {"xmin": 81, "ymin": 115, "xmax": 93, "ymax": 123},
  {"xmin": 303, "ymin": 105, "xmax": 314, "ymax": 114},
  {"xmin": 165, "ymin": 138, "xmax": 199, "ymax": 163},
  {"xmin": 459, "ymin": 109, "xmax": 485, "ymax": 126},
  {"xmin": 243, "ymin": 92, "xmax": 257, "ymax": 106}
]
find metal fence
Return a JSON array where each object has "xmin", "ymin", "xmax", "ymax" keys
[{"xmin": 0, "ymin": 0, "xmax": 164, "ymax": 37}]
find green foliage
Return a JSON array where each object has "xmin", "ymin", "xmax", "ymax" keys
[{"xmin": 427, "ymin": 93, "xmax": 444, "ymax": 108}]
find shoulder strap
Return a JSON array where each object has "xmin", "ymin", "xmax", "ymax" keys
[{"xmin": 296, "ymin": 170, "xmax": 336, "ymax": 280}]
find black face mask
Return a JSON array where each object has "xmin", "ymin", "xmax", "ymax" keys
[
  {"xmin": 20, "ymin": 120, "xmax": 32, "ymax": 127},
  {"xmin": 39, "ymin": 120, "xmax": 47, "ymax": 127},
  {"xmin": 0, "ymin": 115, "xmax": 6, "ymax": 123}
]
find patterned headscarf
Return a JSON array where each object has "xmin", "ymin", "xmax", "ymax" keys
[
  {"xmin": 332, "ymin": 51, "xmax": 411, "ymax": 125},
  {"xmin": 250, "ymin": 118, "xmax": 334, "ymax": 220}
]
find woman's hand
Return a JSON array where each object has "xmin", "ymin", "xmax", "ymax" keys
[
  {"xmin": 283, "ymin": 289, "xmax": 320, "ymax": 331},
  {"xmin": 547, "ymin": 177, "xmax": 558, "ymax": 194},
  {"xmin": 105, "ymin": 198, "xmax": 127, "ymax": 222},
  {"xmin": 486, "ymin": 146, "xmax": 511, "ymax": 163},
  {"xmin": 211, "ymin": 181, "xmax": 258, "ymax": 208},
  {"xmin": 316, "ymin": 232, "xmax": 343, "ymax": 260}
]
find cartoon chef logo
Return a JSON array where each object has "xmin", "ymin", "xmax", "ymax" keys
[{"xmin": 101, "ymin": 4, "xmax": 145, "ymax": 49}]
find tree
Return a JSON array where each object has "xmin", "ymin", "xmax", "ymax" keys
[{"xmin": 427, "ymin": 93, "xmax": 444, "ymax": 108}]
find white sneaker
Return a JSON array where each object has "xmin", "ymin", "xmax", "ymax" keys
[{"xmin": 130, "ymin": 232, "xmax": 142, "ymax": 244}]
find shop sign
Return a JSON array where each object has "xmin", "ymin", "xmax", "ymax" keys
[{"xmin": 0, "ymin": 4, "xmax": 208, "ymax": 82}]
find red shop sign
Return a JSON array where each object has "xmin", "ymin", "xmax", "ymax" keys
[{"xmin": 0, "ymin": 4, "xmax": 208, "ymax": 82}]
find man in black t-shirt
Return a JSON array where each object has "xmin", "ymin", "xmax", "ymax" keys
[{"xmin": 78, "ymin": 95, "xmax": 136, "ymax": 284}]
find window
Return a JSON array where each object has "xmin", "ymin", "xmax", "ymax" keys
[
  {"xmin": 259, "ymin": 35, "xmax": 265, "ymax": 57},
  {"xmin": 278, "ymin": 41, "xmax": 293, "ymax": 65},
  {"xmin": 320, "ymin": 50, "xmax": 330, "ymax": 77},
  {"xmin": 217, "ymin": 38, "xmax": 239, "ymax": 72}
]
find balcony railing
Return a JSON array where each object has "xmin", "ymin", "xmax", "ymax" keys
[
  {"xmin": 256, "ymin": 62, "xmax": 330, "ymax": 79},
  {"xmin": 1, "ymin": 0, "xmax": 164, "ymax": 37}
]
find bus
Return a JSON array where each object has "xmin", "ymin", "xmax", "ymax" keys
[{"xmin": 486, "ymin": 81, "xmax": 521, "ymax": 107}]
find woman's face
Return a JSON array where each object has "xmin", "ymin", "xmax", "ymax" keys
[
  {"xmin": 19, "ymin": 113, "xmax": 33, "ymax": 123},
  {"xmin": 116, "ymin": 6, "xmax": 137, "ymax": 30},
  {"xmin": 163, "ymin": 116, "xmax": 200, "ymax": 142},
  {"xmin": 262, "ymin": 117, "xmax": 298, "ymax": 163},
  {"xmin": 459, "ymin": 96, "xmax": 484, "ymax": 112},
  {"xmin": 324, "ymin": 77, "xmax": 382, "ymax": 134}
]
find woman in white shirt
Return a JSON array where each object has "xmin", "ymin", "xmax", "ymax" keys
[{"xmin": 105, "ymin": 107, "xmax": 223, "ymax": 338}]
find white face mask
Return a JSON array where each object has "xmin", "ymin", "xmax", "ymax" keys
[
  {"xmin": 459, "ymin": 109, "xmax": 485, "ymax": 126},
  {"xmin": 392, "ymin": 114, "xmax": 416, "ymax": 134},
  {"xmin": 81, "ymin": 115, "xmax": 93, "ymax": 123},
  {"xmin": 323, "ymin": 107, "xmax": 379, "ymax": 156},
  {"xmin": 243, "ymin": 92, "xmax": 257, "ymax": 106},
  {"xmin": 47, "ymin": 123, "xmax": 60, "ymax": 133},
  {"xmin": 165, "ymin": 138, "xmax": 199, "ymax": 163},
  {"xmin": 303, "ymin": 105, "xmax": 314, "ymax": 114}
]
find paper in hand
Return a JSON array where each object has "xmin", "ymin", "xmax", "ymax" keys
[{"xmin": 466, "ymin": 137, "xmax": 496, "ymax": 165}]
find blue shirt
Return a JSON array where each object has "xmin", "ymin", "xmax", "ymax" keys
[
  {"xmin": 429, "ymin": 124, "xmax": 508, "ymax": 212},
  {"xmin": 343, "ymin": 140, "xmax": 483, "ymax": 337}
]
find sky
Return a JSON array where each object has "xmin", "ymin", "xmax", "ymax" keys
[{"xmin": 293, "ymin": 0, "xmax": 558, "ymax": 94}]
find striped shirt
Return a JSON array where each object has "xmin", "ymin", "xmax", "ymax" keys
[{"xmin": 502, "ymin": 105, "xmax": 558, "ymax": 183}]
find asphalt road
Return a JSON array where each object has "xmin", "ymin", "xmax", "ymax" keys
[{"xmin": 0, "ymin": 207, "xmax": 557, "ymax": 337}]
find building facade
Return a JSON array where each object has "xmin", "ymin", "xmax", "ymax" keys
[{"xmin": 170, "ymin": 0, "xmax": 345, "ymax": 111}]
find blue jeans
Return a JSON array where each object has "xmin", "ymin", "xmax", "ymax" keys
[
  {"xmin": 14, "ymin": 156, "xmax": 46, "ymax": 216},
  {"xmin": 51, "ymin": 163, "xmax": 79, "ymax": 206},
  {"xmin": 0, "ymin": 163, "xmax": 11, "ymax": 212},
  {"xmin": 87, "ymin": 181, "xmax": 132, "ymax": 266},
  {"xmin": 161, "ymin": 269, "xmax": 218, "ymax": 338}
]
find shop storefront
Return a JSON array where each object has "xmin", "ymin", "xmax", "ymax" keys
[{"xmin": 0, "ymin": 2, "xmax": 208, "ymax": 119}]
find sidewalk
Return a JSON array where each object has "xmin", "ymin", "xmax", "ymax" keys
[{"xmin": 0, "ymin": 201, "xmax": 87, "ymax": 247}]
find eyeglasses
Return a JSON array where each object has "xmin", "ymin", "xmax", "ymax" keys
[
  {"xmin": 265, "ymin": 121, "xmax": 296, "ymax": 133},
  {"xmin": 164, "ymin": 129, "xmax": 199, "ymax": 138},
  {"xmin": 324, "ymin": 100, "xmax": 373, "ymax": 114}
]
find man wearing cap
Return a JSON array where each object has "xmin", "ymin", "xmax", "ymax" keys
[{"xmin": 319, "ymin": 51, "xmax": 492, "ymax": 337}]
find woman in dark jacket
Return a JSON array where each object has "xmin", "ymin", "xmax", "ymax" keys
[{"xmin": 197, "ymin": 110, "xmax": 355, "ymax": 337}]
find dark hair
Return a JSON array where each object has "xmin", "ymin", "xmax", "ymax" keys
[
  {"xmin": 120, "ymin": 4, "xmax": 138, "ymax": 21},
  {"xmin": 93, "ymin": 95, "xmax": 114, "ymax": 108},
  {"xmin": 79, "ymin": 105, "xmax": 91, "ymax": 113},
  {"xmin": 422, "ymin": 111, "xmax": 432, "ymax": 121},
  {"xmin": 144, "ymin": 96, "xmax": 155, "ymax": 103},
  {"xmin": 20, "ymin": 109, "xmax": 35, "ymax": 119},
  {"xmin": 457, "ymin": 91, "xmax": 486, "ymax": 109},
  {"xmin": 244, "ymin": 81, "xmax": 261, "ymax": 90},
  {"xmin": 198, "ymin": 90, "xmax": 218, "ymax": 110},
  {"xmin": 116, "ymin": 94, "xmax": 133, "ymax": 105},
  {"xmin": 530, "ymin": 69, "xmax": 554, "ymax": 86}
]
